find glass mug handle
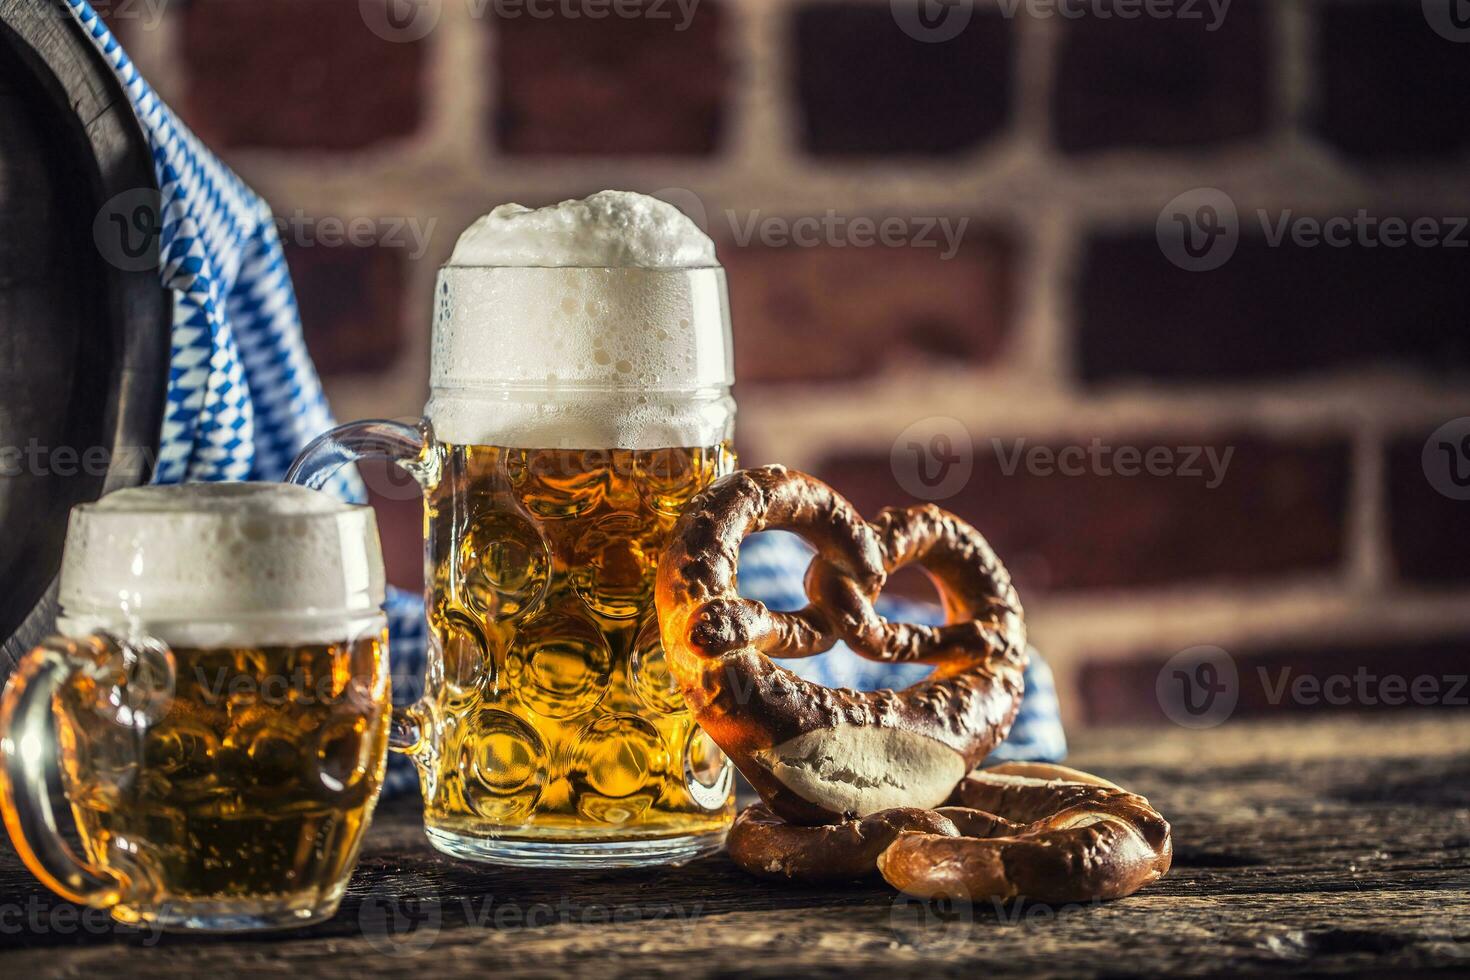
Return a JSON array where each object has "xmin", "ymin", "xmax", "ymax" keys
[
  {"xmin": 0, "ymin": 637, "xmax": 138, "ymax": 908},
  {"xmin": 287, "ymin": 418, "xmax": 441, "ymax": 754}
]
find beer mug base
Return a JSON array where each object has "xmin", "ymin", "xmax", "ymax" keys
[
  {"xmin": 425, "ymin": 826, "xmax": 727, "ymax": 869},
  {"xmin": 112, "ymin": 891, "xmax": 345, "ymax": 933}
]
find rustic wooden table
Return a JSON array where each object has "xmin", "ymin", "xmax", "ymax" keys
[{"xmin": 2, "ymin": 715, "xmax": 1467, "ymax": 977}]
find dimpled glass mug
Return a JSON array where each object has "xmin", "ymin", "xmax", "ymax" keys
[
  {"xmin": 288, "ymin": 193, "xmax": 738, "ymax": 868},
  {"xmin": 0, "ymin": 483, "xmax": 391, "ymax": 932}
]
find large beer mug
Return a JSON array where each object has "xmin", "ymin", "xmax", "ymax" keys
[
  {"xmin": 289, "ymin": 193, "xmax": 736, "ymax": 867},
  {"xmin": 0, "ymin": 483, "xmax": 390, "ymax": 931}
]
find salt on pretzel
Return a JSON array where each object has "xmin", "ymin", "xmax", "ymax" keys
[
  {"xmin": 877, "ymin": 762, "xmax": 1173, "ymax": 903},
  {"xmin": 655, "ymin": 465, "xmax": 1028, "ymax": 825}
]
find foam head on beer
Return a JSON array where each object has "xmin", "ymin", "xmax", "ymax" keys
[
  {"xmin": 429, "ymin": 190, "xmax": 734, "ymax": 450},
  {"xmin": 58, "ymin": 482, "xmax": 385, "ymax": 646}
]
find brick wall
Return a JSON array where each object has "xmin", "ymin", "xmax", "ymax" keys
[{"xmin": 113, "ymin": 0, "xmax": 1470, "ymax": 727}]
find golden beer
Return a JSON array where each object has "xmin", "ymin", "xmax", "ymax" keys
[
  {"xmin": 55, "ymin": 635, "xmax": 390, "ymax": 923},
  {"xmin": 419, "ymin": 444, "xmax": 734, "ymax": 849},
  {"xmin": 0, "ymin": 483, "xmax": 391, "ymax": 931},
  {"xmin": 288, "ymin": 192, "xmax": 740, "ymax": 865}
]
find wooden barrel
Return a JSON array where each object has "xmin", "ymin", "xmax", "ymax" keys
[{"xmin": 0, "ymin": 0, "xmax": 169, "ymax": 671}]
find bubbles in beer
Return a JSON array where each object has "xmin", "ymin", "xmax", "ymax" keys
[
  {"xmin": 571, "ymin": 513, "xmax": 653, "ymax": 620},
  {"xmin": 508, "ymin": 606, "xmax": 614, "ymax": 720},
  {"xmin": 460, "ymin": 708, "xmax": 546, "ymax": 823},
  {"xmin": 55, "ymin": 637, "xmax": 390, "ymax": 915},
  {"xmin": 436, "ymin": 607, "xmax": 493, "ymax": 704},
  {"xmin": 456, "ymin": 509, "xmax": 549, "ymax": 620},
  {"xmin": 422, "ymin": 444, "xmax": 737, "ymax": 844}
]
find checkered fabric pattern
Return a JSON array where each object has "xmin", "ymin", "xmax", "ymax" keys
[{"xmin": 68, "ymin": 0, "xmax": 1064, "ymax": 799}]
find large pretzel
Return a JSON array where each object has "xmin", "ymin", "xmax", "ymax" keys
[
  {"xmin": 655, "ymin": 466, "xmax": 1028, "ymax": 825},
  {"xmin": 725, "ymin": 762, "xmax": 1173, "ymax": 904}
]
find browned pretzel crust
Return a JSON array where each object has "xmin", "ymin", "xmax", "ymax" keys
[
  {"xmin": 656, "ymin": 465, "xmax": 1028, "ymax": 825},
  {"xmin": 877, "ymin": 762, "xmax": 1174, "ymax": 903},
  {"xmin": 726, "ymin": 803, "xmax": 960, "ymax": 882}
]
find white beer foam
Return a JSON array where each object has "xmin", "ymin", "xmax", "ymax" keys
[
  {"xmin": 447, "ymin": 190, "xmax": 716, "ymax": 268},
  {"xmin": 429, "ymin": 191, "xmax": 733, "ymax": 449},
  {"xmin": 58, "ymin": 483, "xmax": 386, "ymax": 647}
]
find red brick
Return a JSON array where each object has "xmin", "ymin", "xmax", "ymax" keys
[
  {"xmin": 1386, "ymin": 430, "xmax": 1470, "ymax": 586},
  {"xmin": 1052, "ymin": 0, "xmax": 1268, "ymax": 154},
  {"xmin": 1077, "ymin": 231, "xmax": 1470, "ymax": 384},
  {"xmin": 792, "ymin": 3, "xmax": 1012, "ymax": 156},
  {"xmin": 1079, "ymin": 635, "xmax": 1470, "ymax": 726},
  {"xmin": 818, "ymin": 433, "xmax": 1350, "ymax": 593},
  {"xmin": 180, "ymin": 0, "xmax": 426, "ymax": 151},
  {"xmin": 1316, "ymin": 3, "xmax": 1470, "ymax": 160},
  {"xmin": 284, "ymin": 238, "xmax": 406, "ymax": 376},
  {"xmin": 494, "ymin": 1, "xmax": 729, "ymax": 156},
  {"xmin": 722, "ymin": 225, "xmax": 1016, "ymax": 383}
]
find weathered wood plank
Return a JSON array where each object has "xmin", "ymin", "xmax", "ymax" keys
[{"xmin": 1, "ymin": 716, "xmax": 1467, "ymax": 977}]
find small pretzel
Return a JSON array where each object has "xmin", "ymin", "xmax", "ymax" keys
[
  {"xmin": 877, "ymin": 762, "xmax": 1174, "ymax": 903},
  {"xmin": 656, "ymin": 466, "xmax": 1028, "ymax": 825}
]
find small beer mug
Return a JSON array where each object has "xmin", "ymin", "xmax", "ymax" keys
[{"xmin": 0, "ymin": 483, "xmax": 391, "ymax": 932}]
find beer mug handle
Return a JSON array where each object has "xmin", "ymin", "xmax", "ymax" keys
[
  {"xmin": 287, "ymin": 418, "xmax": 441, "ymax": 754},
  {"xmin": 0, "ymin": 638, "xmax": 128, "ymax": 908}
]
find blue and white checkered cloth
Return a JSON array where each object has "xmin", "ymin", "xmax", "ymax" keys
[{"xmin": 67, "ymin": 0, "xmax": 1064, "ymax": 797}]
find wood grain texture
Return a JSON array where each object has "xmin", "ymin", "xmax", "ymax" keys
[{"xmin": 1, "ymin": 716, "xmax": 1467, "ymax": 977}]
